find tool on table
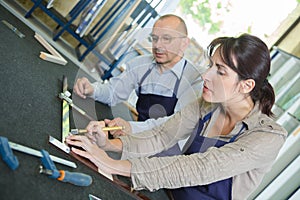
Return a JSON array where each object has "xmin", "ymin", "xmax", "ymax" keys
[
  {"xmin": 39, "ymin": 149, "xmax": 92, "ymax": 186},
  {"xmin": 70, "ymin": 126, "xmax": 124, "ymax": 135},
  {"xmin": 1, "ymin": 20, "xmax": 25, "ymax": 38},
  {"xmin": 49, "ymin": 136, "xmax": 70, "ymax": 154},
  {"xmin": 0, "ymin": 137, "xmax": 19, "ymax": 170},
  {"xmin": 58, "ymin": 90, "xmax": 95, "ymax": 121},
  {"xmin": 2, "ymin": 136, "xmax": 76, "ymax": 168},
  {"xmin": 49, "ymin": 136, "xmax": 114, "ymax": 181},
  {"xmin": 61, "ymin": 75, "xmax": 70, "ymax": 143},
  {"xmin": 49, "ymin": 136, "xmax": 113, "ymax": 181},
  {"xmin": 89, "ymin": 194, "xmax": 102, "ymax": 200}
]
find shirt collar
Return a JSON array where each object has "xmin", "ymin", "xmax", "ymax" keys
[
  {"xmin": 153, "ymin": 58, "xmax": 186, "ymax": 79},
  {"xmin": 241, "ymin": 102, "xmax": 262, "ymax": 130},
  {"xmin": 200, "ymin": 99, "xmax": 262, "ymax": 131}
]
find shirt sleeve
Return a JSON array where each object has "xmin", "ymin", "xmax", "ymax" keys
[
  {"xmin": 91, "ymin": 65, "xmax": 139, "ymax": 106},
  {"xmin": 129, "ymin": 115, "xmax": 170, "ymax": 133},
  {"xmin": 127, "ymin": 126, "xmax": 286, "ymax": 192},
  {"xmin": 120, "ymin": 99, "xmax": 201, "ymax": 158}
]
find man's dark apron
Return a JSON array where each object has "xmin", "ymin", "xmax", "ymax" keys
[
  {"xmin": 170, "ymin": 111, "xmax": 245, "ymax": 200},
  {"xmin": 136, "ymin": 60, "xmax": 187, "ymax": 157}
]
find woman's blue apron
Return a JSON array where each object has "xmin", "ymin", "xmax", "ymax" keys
[{"xmin": 170, "ymin": 111, "xmax": 245, "ymax": 200}]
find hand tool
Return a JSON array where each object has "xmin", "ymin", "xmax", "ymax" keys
[
  {"xmin": 6, "ymin": 138, "xmax": 76, "ymax": 168},
  {"xmin": 0, "ymin": 137, "xmax": 19, "ymax": 170},
  {"xmin": 39, "ymin": 149, "xmax": 92, "ymax": 186},
  {"xmin": 89, "ymin": 194, "xmax": 102, "ymax": 200},
  {"xmin": 58, "ymin": 91, "xmax": 95, "ymax": 121},
  {"xmin": 70, "ymin": 126, "xmax": 124, "ymax": 135},
  {"xmin": 49, "ymin": 135, "xmax": 113, "ymax": 180},
  {"xmin": 49, "ymin": 136, "xmax": 70, "ymax": 154},
  {"xmin": 1, "ymin": 20, "xmax": 25, "ymax": 38}
]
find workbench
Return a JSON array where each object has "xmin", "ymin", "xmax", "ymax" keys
[{"xmin": 0, "ymin": 5, "xmax": 167, "ymax": 200}]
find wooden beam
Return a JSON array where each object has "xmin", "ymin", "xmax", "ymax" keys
[
  {"xmin": 40, "ymin": 52, "xmax": 68, "ymax": 65},
  {"xmin": 34, "ymin": 32, "xmax": 68, "ymax": 65}
]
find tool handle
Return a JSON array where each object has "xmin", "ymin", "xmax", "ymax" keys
[
  {"xmin": 58, "ymin": 170, "xmax": 92, "ymax": 186},
  {"xmin": 0, "ymin": 137, "xmax": 19, "ymax": 170}
]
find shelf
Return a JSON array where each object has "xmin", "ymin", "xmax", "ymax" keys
[{"xmin": 251, "ymin": 47, "xmax": 300, "ymax": 199}]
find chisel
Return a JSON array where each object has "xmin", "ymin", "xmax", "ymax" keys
[{"xmin": 1, "ymin": 20, "xmax": 25, "ymax": 38}]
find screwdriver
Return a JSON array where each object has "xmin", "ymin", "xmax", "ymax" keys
[{"xmin": 39, "ymin": 165, "xmax": 92, "ymax": 186}]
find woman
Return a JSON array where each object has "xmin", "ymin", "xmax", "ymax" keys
[{"xmin": 66, "ymin": 34, "xmax": 287, "ymax": 200}]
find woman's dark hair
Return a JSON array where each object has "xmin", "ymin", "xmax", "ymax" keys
[{"xmin": 207, "ymin": 34, "xmax": 275, "ymax": 116}]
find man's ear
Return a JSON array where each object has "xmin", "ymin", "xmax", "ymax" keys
[
  {"xmin": 181, "ymin": 37, "xmax": 190, "ymax": 51},
  {"xmin": 240, "ymin": 79, "xmax": 255, "ymax": 93}
]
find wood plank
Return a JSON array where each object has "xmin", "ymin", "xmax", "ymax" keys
[
  {"xmin": 40, "ymin": 52, "xmax": 68, "ymax": 65},
  {"xmin": 34, "ymin": 32, "xmax": 68, "ymax": 64}
]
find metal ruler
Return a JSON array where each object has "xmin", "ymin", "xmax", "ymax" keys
[
  {"xmin": 8, "ymin": 141, "xmax": 76, "ymax": 168},
  {"xmin": 49, "ymin": 136, "xmax": 70, "ymax": 154}
]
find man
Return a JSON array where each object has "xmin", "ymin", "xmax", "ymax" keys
[{"xmin": 73, "ymin": 14, "xmax": 204, "ymax": 154}]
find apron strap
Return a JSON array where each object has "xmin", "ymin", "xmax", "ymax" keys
[
  {"xmin": 138, "ymin": 64, "xmax": 153, "ymax": 94},
  {"xmin": 182, "ymin": 111, "xmax": 246, "ymax": 153},
  {"xmin": 181, "ymin": 111, "xmax": 214, "ymax": 153},
  {"xmin": 229, "ymin": 123, "xmax": 246, "ymax": 142},
  {"xmin": 138, "ymin": 60, "xmax": 187, "ymax": 96},
  {"xmin": 173, "ymin": 60, "xmax": 187, "ymax": 96}
]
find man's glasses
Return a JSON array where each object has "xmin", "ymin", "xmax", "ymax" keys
[{"xmin": 148, "ymin": 34, "xmax": 186, "ymax": 44}]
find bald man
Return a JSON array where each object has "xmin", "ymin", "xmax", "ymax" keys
[{"xmin": 73, "ymin": 14, "xmax": 203, "ymax": 155}]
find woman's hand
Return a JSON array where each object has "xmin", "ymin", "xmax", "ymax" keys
[
  {"xmin": 65, "ymin": 134, "xmax": 131, "ymax": 177},
  {"xmin": 65, "ymin": 134, "xmax": 114, "ymax": 174},
  {"xmin": 84, "ymin": 121, "xmax": 109, "ymax": 149},
  {"xmin": 105, "ymin": 117, "xmax": 132, "ymax": 138}
]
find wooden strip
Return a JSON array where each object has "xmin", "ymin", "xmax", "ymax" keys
[
  {"xmin": 62, "ymin": 100, "xmax": 70, "ymax": 141},
  {"xmin": 293, "ymin": 126, "xmax": 300, "ymax": 136},
  {"xmin": 40, "ymin": 52, "xmax": 68, "ymax": 65},
  {"xmin": 61, "ymin": 76, "xmax": 70, "ymax": 142},
  {"xmin": 34, "ymin": 32, "xmax": 67, "ymax": 64},
  {"xmin": 123, "ymin": 102, "xmax": 138, "ymax": 121},
  {"xmin": 100, "ymin": 0, "xmax": 141, "ymax": 54},
  {"xmin": 34, "ymin": 32, "xmax": 61, "ymax": 57}
]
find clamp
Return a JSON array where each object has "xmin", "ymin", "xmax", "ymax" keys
[
  {"xmin": 39, "ymin": 150, "xmax": 92, "ymax": 186},
  {"xmin": 0, "ymin": 136, "xmax": 19, "ymax": 170}
]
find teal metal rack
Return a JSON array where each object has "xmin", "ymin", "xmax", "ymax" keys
[{"xmin": 24, "ymin": 0, "xmax": 160, "ymax": 80}]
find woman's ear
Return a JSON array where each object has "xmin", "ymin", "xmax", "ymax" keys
[{"xmin": 240, "ymin": 79, "xmax": 255, "ymax": 93}]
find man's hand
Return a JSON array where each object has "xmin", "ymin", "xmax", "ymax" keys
[
  {"xmin": 105, "ymin": 118, "xmax": 132, "ymax": 137},
  {"xmin": 73, "ymin": 77, "xmax": 94, "ymax": 99}
]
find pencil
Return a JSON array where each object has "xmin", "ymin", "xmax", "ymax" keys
[{"xmin": 70, "ymin": 126, "xmax": 124, "ymax": 134}]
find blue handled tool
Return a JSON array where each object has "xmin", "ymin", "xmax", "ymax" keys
[
  {"xmin": 0, "ymin": 136, "xmax": 19, "ymax": 170},
  {"xmin": 39, "ymin": 150, "xmax": 92, "ymax": 186}
]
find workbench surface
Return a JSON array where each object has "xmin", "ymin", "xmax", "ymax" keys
[{"xmin": 0, "ymin": 4, "xmax": 168, "ymax": 200}]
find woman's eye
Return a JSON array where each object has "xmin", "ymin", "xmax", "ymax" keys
[{"xmin": 217, "ymin": 70, "xmax": 225, "ymax": 75}]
